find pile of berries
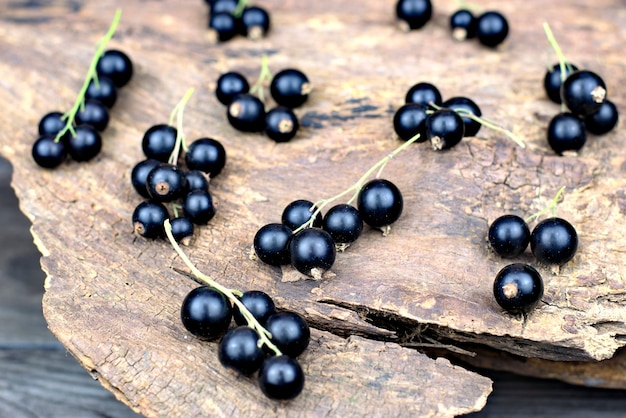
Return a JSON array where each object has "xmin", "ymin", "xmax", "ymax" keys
[
  {"xmin": 215, "ymin": 59, "xmax": 310, "ymax": 143},
  {"xmin": 542, "ymin": 24, "xmax": 619, "ymax": 155},
  {"xmin": 449, "ymin": 8, "xmax": 509, "ymax": 48},
  {"xmin": 131, "ymin": 90, "xmax": 226, "ymax": 243},
  {"xmin": 205, "ymin": 0, "xmax": 271, "ymax": 42}
]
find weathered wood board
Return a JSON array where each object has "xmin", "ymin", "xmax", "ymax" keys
[{"xmin": 0, "ymin": 0, "xmax": 625, "ymax": 416}]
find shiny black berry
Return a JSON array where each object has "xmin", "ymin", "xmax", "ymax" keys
[
  {"xmin": 450, "ymin": 9, "xmax": 477, "ymax": 41},
  {"xmin": 142, "ymin": 124, "xmax": 177, "ymax": 162},
  {"xmin": 405, "ymin": 82, "xmax": 442, "ymax": 108},
  {"xmin": 183, "ymin": 190, "xmax": 216, "ymax": 225},
  {"xmin": 561, "ymin": 70, "xmax": 607, "ymax": 117},
  {"xmin": 85, "ymin": 76, "xmax": 118, "ymax": 108},
  {"xmin": 210, "ymin": 0, "xmax": 237, "ymax": 14},
  {"xmin": 547, "ymin": 112, "xmax": 587, "ymax": 155},
  {"xmin": 180, "ymin": 286, "xmax": 232, "ymax": 341},
  {"xmin": 185, "ymin": 138, "xmax": 227, "ymax": 177},
  {"xmin": 131, "ymin": 159, "xmax": 161, "ymax": 198},
  {"xmin": 425, "ymin": 108, "xmax": 465, "ymax": 150},
  {"xmin": 38, "ymin": 111, "xmax": 66, "ymax": 136},
  {"xmin": 227, "ymin": 93, "xmax": 266, "ymax": 132},
  {"xmin": 281, "ymin": 199, "xmax": 323, "ymax": 230},
  {"xmin": 266, "ymin": 311, "xmax": 310, "ymax": 358},
  {"xmin": 289, "ymin": 228, "xmax": 336, "ymax": 277},
  {"xmin": 184, "ymin": 170, "xmax": 210, "ymax": 193},
  {"xmin": 75, "ymin": 99, "xmax": 109, "ymax": 132},
  {"xmin": 530, "ymin": 217, "xmax": 578, "ymax": 265},
  {"xmin": 476, "ymin": 11, "xmax": 509, "ymax": 48},
  {"xmin": 170, "ymin": 216, "xmax": 195, "ymax": 244},
  {"xmin": 258, "ymin": 355, "xmax": 304, "ymax": 400},
  {"xmin": 584, "ymin": 100, "xmax": 619, "ymax": 135},
  {"xmin": 132, "ymin": 200, "xmax": 169, "ymax": 239},
  {"xmin": 442, "ymin": 96, "xmax": 482, "ymax": 137},
  {"xmin": 488, "ymin": 215, "xmax": 530, "ymax": 258},
  {"xmin": 146, "ymin": 163, "xmax": 188, "ymax": 202},
  {"xmin": 240, "ymin": 6, "xmax": 271, "ymax": 39},
  {"xmin": 209, "ymin": 12, "xmax": 238, "ymax": 42},
  {"xmin": 215, "ymin": 72, "xmax": 250, "ymax": 106},
  {"xmin": 253, "ymin": 223, "xmax": 293, "ymax": 266},
  {"xmin": 322, "ymin": 204, "xmax": 363, "ymax": 245},
  {"xmin": 32, "ymin": 135, "xmax": 67, "ymax": 168},
  {"xmin": 233, "ymin": 290, "xmax": 276, "ymax": 326},
  {"xmin": 66, "ymin": 124, "xmax": 102, "ymax": 162},
  {"xmin": 265, "ymin": 106, "xmax": 299, "ymax": 142},
  {"xmin": 395, "ymin": 0, "xmax": 432, "ymax": 31},
  {"xmin": 96, "ymin": 49, "xmax": 133, "ymax": 88},
  {"xmin": 544, "ymin": 63, "xmax": 579, "ymax": 104},
  {"xmin": 270, "ymin": 69, "xmax": 311, "ymax": 108},
  {"xmin": 393, "ymin": 103, "xmax": 428, "ymax": 142},
  {"xmin": 357, "ymin": 179, "xmax": 404, "ymax": 228},
  {"xmin": 493, "ymin": 263, "xmax": 544, "ymax": 315},
  {"xmin": 218, "ymin": 326, "xmax": 266, "ymax": 375}
]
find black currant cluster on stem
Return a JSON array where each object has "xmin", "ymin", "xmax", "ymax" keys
[
  {"xmin": 206, "ymin": 0, "xmax": 271, "ymax": 42},
  {"xmin": 32, "ymin": 9, "xmax": 134, "ymax": 168}
]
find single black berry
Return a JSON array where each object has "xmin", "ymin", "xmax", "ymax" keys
[
  {"xmin": 75, "ymin": 99, "xmax": 110, "ymax": 132},
  {"xmin": 66, "ymin": 124, "xmax": 102, "ymax": 162},
  {"xmin": 185, "ymin": 137, "xmax": 227, "ymax": 177},
  {"xmin": 543, "ymin": 62, "xmax": 579, "ymax": 104},
  {"xmin": 281, "ymin": 199, "xmax": 323, "ymax": 230},
  {"xmin": 450, "ymin": 9, "xmax": 477, "ymax": 41},
  {"xmin": 85, "ymin": 75, "xmax": 118, "ymax": 108},
  {"xmin": 561, "ymin": 70, "xmax": 607, "ymax": 117},
  {"xmin": 322, "ymin": 204, "xmax": 363, "ymax": 245},
  {"xmin": 265, "ymin": 106, "xmax": 299, "ymax": 142},
  {"xmin": 170, "ymin": 216, "xmax": 195, "ymax": 244},
  {"xmin": 142, "ymin": 124, "xmax": 177, "ymax": 162},
  {"xmin": 210, "ymin": 0, "xmax": 237, "ymax": 14},
  {"xmin": 405, "ymin": 82, "xmax": 442, "ymax": 108},
  {"xmin": 547, "ymin": 112, "xmax": 587, "ymax": 155},
  {"xmin": 357, "ymin": 179, "xmax": 404, "ymax": 228},
  {"xmin": 131, "ymin": 159, "xmax": 161, "ymax": 198},
  {"xmin": 425, "ymin": 108, "xmax": 465, "ymax": 150},
  {"xmin": 96, "ymin": 49, "xmax": 133, "ymax": 88},
  {"xmin": 442, "ymin": 96, "xmax": 482, "ymax": 137},
  {"xmin": 395, "ymin": 0, "xmax": 433, "ymax": 31},
  {"xmin": 258, "ymin": 355, "xmax": 305, "ymax": 400},
  {"xmin": 146, "ymin": 163, "xmax": 189, "ymax": 202},
  {"xmin": 265, "ymin": 311, "xmax": 310, "ymax": 358},
  {"xmin": 218, "ymin": 326, "xmax": 266, "ymax": 375},
  {"xmin": 183, "ymin": 189, "xmax": 216, "ymax": 225},
  {"xmin": 180, "ymin": 286, "xmax": 232, "ymax": 341},
  {"xmin": 270, "ymin": 69, "xmax": 311, "ymax": 108},
  {"xmin": 215, "ymin": 72, "xmax": 250, "ymax": 106},
  {"xmin": 289, "ymin": 228, "xmax": 336, "ymax": 277},
  {"xmin": 240, "ymin": 6, "xmax": 271, "ymax": 39},
  {"xmin": 476, "ymin": 11, "xmax": 509, "ymax": 48},
  {"xmin": 32, "ymin": 135, "xmax": 67, "ymax": 168},
  {"xmin": 233, "ymin": 290, "xmax": 276, "ymax": 326},
  {"xmin": 488, "ymin": 214, "xmax": 530, "ymax": 258},
  {"xmin": 38, "ymin": 111, "xmax": 66, "ymax": 136},
  {"xmin": 209, "ymin": 12, "xmax": 239, "ymax": 42},
  {"xmin": 253, "ymin": 223, "xmax": 293, "ymax": 266},
  {"xmin": 227, "ymin": 93, "xmax": 266, "ymax": 132},
  {"xmin": 530, "ymin": 217, "xmax": 578, "ymax": 265},
  {"xmin": 584, "ymin": 100, "xmax": 619, "ymax": 135},
  {"xmin": 185, "ymin": 170, "xmax": 210, "ymax": 193},
  {"xmin": 132, "ymin": 200, "xmax": 169, "ymax": 239},
  {"xmin": 393, "ymin": 103, "xmax": 429, "ymax": 142},
  {"xmin": 493, "ymin": 263, "xmax": 544, "ymax": 315}
]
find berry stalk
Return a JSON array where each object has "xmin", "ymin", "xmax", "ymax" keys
[
  {"xmin": 249, "ymin": 54, "xmax": 273, "ymax": 104},
  {"xmin": 525, "ymin": 185, "xmax": 566, "ymax": 222},
  {"xmin": 543, "ymin": 22, "xmax": 573, "ymax": 112},
  {"xmin": 233, "ymin": 0, "xmax": 250, "ymax": 18},
  {"xmin": 167, "ymin": 88, "xmax": 195, "ymax": 165},
  {"xmin": 164, "ymin": 220, "xmax": 282, "ymax": 355}
]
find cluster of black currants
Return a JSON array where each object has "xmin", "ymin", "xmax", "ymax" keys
[
  {"xmin": 131, "ymin": 90, "xmax": 226, "ymax": 243},
  {"xmin": 449, "ymin": 8, "xmax": 509, "ymax": 48},
  {"xmin": 205, "ymin": 0, "xmax": 270, "ymax": 42},
  {"xmin": 216, "ymin": 60, "xmax": 310, "ymax": 143},
  {"xmin": 542, "ymin": 23, "xmax": 619, "ymax": 156},
  {"xmin": 165, "ymin": 221, "xmax": 308, "ymax": 400},
  {"xmin": 488, "ymin": 188, "xmax": 578, "ymax": 315},
  {"xmin": 32, "ymin": 11, "xmax": 132, "ymax": 169}
]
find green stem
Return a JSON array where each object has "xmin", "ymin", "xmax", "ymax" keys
[
  {"xmin": 249, "ymin": 54, "xmax": 272, "ymax": 104},
  {"xmin": 233, "ymin": 0, "xmax": 249, "ymax": 18},
  {"xmin": 525, "ymin": 186, "xmax": 566, "ymax": 223},
  {"xmin": 454, "ymin": 0, "xmax": 482, "ymax": 12},
  {"xmin": 164, "ymin": 220, "xmax": 282, "ymax": 356},
  {"xmin": 54, "ymin": 9, "xmax": 122, "ymax": 143},
  {"xmin": 543, "ymin": 22, "xmax": 569, "ymax": 112},
  {"xmin": 168, "ymin": 88, "xmax": 195, "ymax": 165}
]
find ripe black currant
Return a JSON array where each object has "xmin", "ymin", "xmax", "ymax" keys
[
  {"xmin": 85, "ymin": 76, "xmax": 118, "ymax": 108},
  {"xmin": 233, "ymin": 290, "xmax": 276, "ymax": 326},
  {"xmin": 281, "ymin": 199, "xmax": 323, "ymax": 230},
  {"xmin": 96, "ymin": 49, "xmax": 133, "ymax": 88},
  {"xmin": 32, "ymin": 135, "xmax": 67, "ymax": 168},
  {"xmin": 395, "ymin": 0, "xmax": 433, "ymax": 31},
  {"xmin": 209, "ymin": 12, "xmax": 239, "ymax": 42},
  {"xmin": 476, "ymin": 11, "xmax": 509, "ymax": 48},
  {"xmin": 393, "ymin": 103, "xmax": 428, "ymax": 142},
  {"xmin": 322, "ymin": 204, "xmax": 363, "ymax": 245},
  {"xmin": 240, "ymin": 6, "xmax": 271, "ymax": 39},
  {"xmin": 253, "ymin": 223, "xmax": 293, "ymax": 266},
  {"xmin": 210, "ymin": 0, "xmax": 237, "ymax": 14},
  {"xmin": 544, "ymin": 62, "xmax": 579, "ymax": 104},
  {"xmin": 146, "ymin": 163, "xmax": 189, "ymax": 202},
  {"xmin": 584, "ymin": 100, "xmax": 619, "ymax": 135},
  {"xmin": 132, "ymin": 200, "xmax": 169, "ymax": 239},
  {"xmin": 227, "ymin": 93, "xmax": 266, "ymax": 132},
  {"xmin": 215, "ymin": 72, "xmax": 250, "ymax": 106},
  {"xmin": 488, "ymin": 215, "xmax": 530, "ymax": 258},
  {"xmin": 265, "ymin": 311, "xmax": 310, "ymax": 358},
  {"xmin": 180, "ymin": 286, "xmax": 232, "ymax": 341},
  {"xmin": 66, "ymin": 124, "xmax": 102, "ymax": 162},
  {"xmin": 131, "ymin": 159, "xmax": 161, "ymax": 198},
  {"xmin": 218, "ymin": 326, "xmax": 266, "ymax": 375},
  {"xmin": 547, "ymin": 112, "xmax": 587, "ymax": 155},
  {"xmin": 258, "ymin": 355, "xmax": 305, "ymax": 401},
  {"xmin": 405, "ymin": 82, "xmax": 442, "ymax": 108},
  {"xmin": 357, "ymin": 179, "xmax": 404, "ymax": 229},
  {"xmin": 561, "ymin": 70, "xmax": 607, "ymax": 117},
  {"xmin": 75, "ymin": 99, "xmax": 110, "ymax": 132},
  {"xmin": 170, "ymin": 216, "xmax": 195, "ymax": 244},
  {"xmin": 270, "ymin": 69, "xmax": 311, "ymax": 108},
  {"xmin": 265, "ymin": 106, "xmax": 299, "ymax": 143},
  {"xmin": 184, "ymin": 170, "xmax": 210, "ymax": 193},
  {"xmin": 38, "ymin": 111, "xmax": 66, "ymax": 136},
  {"xmin": 493, "ymin": 263, "xmax": 544, "ymax": 315},
  {"xmin": 142, "ymin": 124, "xmax": 178, "ymax": 162},
  {"xmin": 183, "ymin": 189, "xmax": 216, "ymax": 225},
  {"xmin": 425, "ymin": 108, "xmax": 465, "ymax": 150},
  {"xmin": 185, "ymin": 137, "xmax": 227, "ymax": 177},
  {"xmin": 530, "ymin": 217, "xmax": 578, "ymax": 265},
  {"xmin": 289, "ymin": 228, "xmax": 336, "ymax": 278},
  {"xmin": 450, "ymin": 9, "xmax": 477, "ymax": 41},
  {"xmin": 442, "ymin": 96, "xmax": 482, "ymax": 137}
]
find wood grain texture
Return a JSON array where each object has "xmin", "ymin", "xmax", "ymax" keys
[{"xmin": 0, "ymin": 0, "xmax": 624, "ymax": 416}]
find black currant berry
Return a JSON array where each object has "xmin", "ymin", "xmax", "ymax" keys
[
  {"xmin": 395, "ymin": 0, "xmax": 433, "ymax": 31},
  {"xmin": 32, "ymin": 135, "xmax": 67, "ymax": 168},
  {"xmin": 265, "ymin": 106, "xmax": 299, "ymax": 142},
  {"xmin": 530, "ymin": 217, "xmax": 578, "ymax": 265},
  {"xmin": 142, "ymin": 124, "xmax": 177, "ymax": 162},
  {"xmin": 289, "ymin": 228, "xmax": 336, "ymax": 277},
  {"xmin": 185, "ymin": 138, "xmax": 227, "ymax": 177},
  {"xmin": 215, "ymin": 72, "xmax": 250, "ymax": 106},
  {"xmin": 265, "ymin": 311, "xmax": 310, "ymax": 358},
  {"xmin": 183, "ymin": 190, "xmax": 216, "ymax": 225},
  {"xmin": 270, "ymin": 69, "xmax": 311, "ymax": 109},
  {"xmin": 442, "ymin": 96, "xmax": 482, "ymax": 137},
  {"xmin": 493, "ymin": 263, "xmax": 544, "ymax": 315},
  {"xmin": 227, "ymin": 93, "xmax": 266, "ymax": 132},
  {"xmin": 96, "ymin": 49, "xmax": 133, "ymax": 88},
  {"xmin": 209, "ymin": 12, "xmax": 239, "ymax": 42},
  {"xmin": 547, "ymin": 112, "xmax": 587, "ymax": 155},
  {"xmin": 146, "ymin": 163, "xmax": 189, "ymax": 202},
  {"xmin": 170, "ymin": 216, "xmax": 195, "ymax": 244},
  {"xmin": 281, "ymin": 199, "xmax": 323, "ymax": 230},
  {"xmin": 476, "ymin": 11, "xmax": 509, "ymax": 48},
  {"xmin": 393, "ymin": 103, "xmax": 429, "ymax": 142},
  {"xmin": 66, "ymin": 124, "xmax": 102, "ymax": 162},
  {"xmin": 218, "ymin": 326, "xmax": 266, "ymax": 375},
  {"xmin": 210, "ymin": 0, "xmax": 237, "ymax": 14},
  {"xmin": 75, "ymin": 99, "xmax": 110, "ymax": 132},
  {"xmin": 38, "ymin": 111, "xmax": 66, "ymax": 136},
  {"xmin": 322, "ymin": 204, "xmax": 363, "ymax": 245},
  {"xmin": 450, "ymin": 9, "xmax": 477, "ymax": 41},
  {"xmin": 357, "ymin": 179, "xmax": 404, "ymax": 229},
  {"xmin": 233, "ymin": 290, "xmax": 276, "ymax": 326},
  {"xmin": 131, "ymin": 159, "xmax": 161, "ymax": 198},
  {"xmin": 184, "ymin": 170, "xmax": 210, "ymax": 193},
  {"xmin": 85, "ymin": 76, "xmax": 118, "ymax": 108},
  {"xmin": 584, "ymin": 100, "xmax": 619, "ymax": 135},
  {"xmin": 488, "ymin": 215, "xmax": 530, "ymax": 258},
  {"xmin": 253, "ymin": 223, "xmax": 293, "ymax": 266},
  {"xmin": 258, "ymin": 355, "xmax": 304, "ymax": 401},
  {"xmin": 240, "ymin": 6, "xmax": 271, "ymax": 39},
  {"xmin": 180, "ymin": 286, "xmax": 232, "ymax": 341},
  {"xmin": 543, "ymin": 63, "xmax": 579, "ymax": 104},
  {"xmin": 425, "ymin": 108, "xmax": 465, "ymax": 150},
  {"xmin": 561, "ymin": 70, "xmax": 607, "ymax": 117},
  {"xmin": 132, "ymin": 200, "xmax": 169, "ymax": 239},
  {"xmin": 405, "ymin": 82, "xmax": 442, "ymax": 108}
]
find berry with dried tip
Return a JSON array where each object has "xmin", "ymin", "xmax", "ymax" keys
[
  {"xmin": 289, "ymin": 228, "xmax": 336, "ymax": 277},
  {"xmin": 227, "ymin": 93, "xmax": 266, "ymax": 132},
  {"xmin": 209, "ymin": 12, "xmax": 239, "ymax": 42},
  {"xmin": 450, "ymin": 9, "xmax": 477, "ymax": 41},
  {"xmin": 132, "ymin": 200, "xmax": 169, "ymax": 239},
  {"xmin": 253, "ymin": 223, "xmax": 293, "ymax": 266},
  {"xmin": 265, "ymin": 106, "xmax": 299, "ymax": 142},
  {"xmin": 395, "ymin": 0, "xmax": 433, "ymax": 31},
  {"xmin": 425, "ymin": 108, "xmax": 465, "ymax": 150},
  {"xmin": 561, "ymin": 70, "xmax": 607, "ymax": 117},
  {"xmin": 493, "ymin": 263, "xmax": 544, "ymax": 315},
  {"xmin": 241, "ymin": 6, "xmax": 271, "ymax": 39},
  {"xmin": 146, "ymin": 163, "xmax": 189, "ymax": 202},
  {"xmin": 180, "ymin": 286, "xmax": 232, "ymax": 341},
  {"xmin": 270, "ymin": 69, "xmax": 311, "ymax": 108},
  {"xmin": 547, "ymin": 112, "xmax": 587, "ymax": 155}
]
